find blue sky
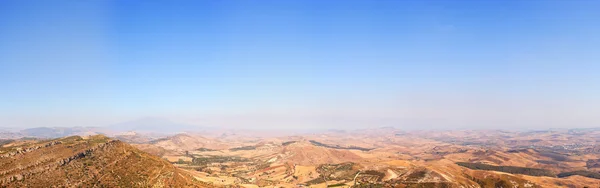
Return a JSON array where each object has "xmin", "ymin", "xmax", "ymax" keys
[{"xmin": 1, "ymin": 0, "xmax": 599, "ymax": 129}]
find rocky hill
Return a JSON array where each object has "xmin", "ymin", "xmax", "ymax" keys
[{"xmin": 0, "ymin": 135, "xmax": 213, "ymax": 187}]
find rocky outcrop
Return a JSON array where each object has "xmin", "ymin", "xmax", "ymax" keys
[
  {"xmin": 58, "ymin": 140, "xmax": 119, "ymax": 166},
  {"xmin": 0, "ymin": 141, "xmax": 62, "ymax": 158}
]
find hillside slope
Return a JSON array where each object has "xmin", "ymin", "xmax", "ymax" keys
[
  {"xmin": 279, "ymin": 141, "xmax": 363, "ymax": 166},
  {"xmin": 151, "ymin": 133, "xmax": 228, "ymax": 152},
  {"xmin": 0, "ymin": 135, "xmax": 213, "ymax": 187}
]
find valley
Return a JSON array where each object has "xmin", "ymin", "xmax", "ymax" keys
[{"xmin": 3, "ymin": 127, "xmax": 600, "ymax": 187}]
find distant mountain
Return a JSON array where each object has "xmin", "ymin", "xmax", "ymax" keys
[
  {"xmin": 0, "ymin": 132, "xmax": 22, "ymax": 140},
  {"xmin": 112, "ymin": 131, "xmax": 179, "ymax": 145},
  {"xmin": 149, "ymin": 133, "xmax": 228, "ymax": 151},
  {"xmin": 0, "ymin": 127, "xmax": 23, "ymax": 139},
  {"xmin": 0, "ymin": 127, "xmax": 20, "ymax": 132},
  {"xmin": 19, "ymin": 127, "xmax": 105, "ymax": 138},
  {"xmin": 105, "ymin": 117, "xmax": 205, "ymax": 134}
]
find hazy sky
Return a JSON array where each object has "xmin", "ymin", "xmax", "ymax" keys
[{"xmin": 1, "ymin": 0, "xmax": 599, "ymax": 130}]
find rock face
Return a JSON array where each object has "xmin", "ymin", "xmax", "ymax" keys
[
  {"xmin": 0, "ymin": 135, "xmax": 213, "ymax": 187},
  {"xmin": 0, "ymin": 141, "xmax": 61, "ymax": 158}
]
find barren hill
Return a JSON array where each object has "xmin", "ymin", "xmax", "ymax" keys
[
  {"xmin": 278, "ymin": 141, "xmax": 363, "ymax": 166},
  {"xmin": 0, "ymin": 135, "xmax": 213, "ymax": 187},
  {"xmin": 150, "ymin": 133, "xmax": 228, "ymax": 152}
]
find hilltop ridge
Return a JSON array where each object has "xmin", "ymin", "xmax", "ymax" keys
[{"xmin": 0, "ymin": 135, "xmax": 213, "ymax": 187}]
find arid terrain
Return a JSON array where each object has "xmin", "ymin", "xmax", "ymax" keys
[
  {"xmin": 3, "ymin": 0, "xmax": 598, "ymax": 186},
  {"xmin": 3, "ymin": 127, "xmax": 600, "ymax": 187}
]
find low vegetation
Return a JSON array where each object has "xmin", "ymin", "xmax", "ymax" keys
[
  {"xmin": 197, "ymin": 147, "xmax": 216, "ymax": 151},
  {"xmin": 306, "ymin": 163, "xmax": 359, "ymax": 185},
  {"xmin": 537, "ymin": 151, "xmax": 569, "ymax": 161},
  {"xmin": 328, "ymin": 183, "xmax": 347, "ymax": 187},
  {"xmin": 309, "ymin": 140, "xmax": 373, "ymax": 151},
  {"xmin": 229, "ymin": 146, "xmax": 257, "ymax": 151},
  {"xmin": 191, "ymin": 155, "xmax": 249, "ymax": 165},
  {"xmin": 282, "ymin": 141, "xmax": 297, "ymax": 146},
  {"xmin": 456, "ymin": 162, "xmax": 556, "ymax": 177},
  {"xmin": 536, "ymin": 160, "xmax": 559, "ymax": 165},
  {"xmin": 557, "ymin": 170, "xmax": 600, "ymax": 179}
]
